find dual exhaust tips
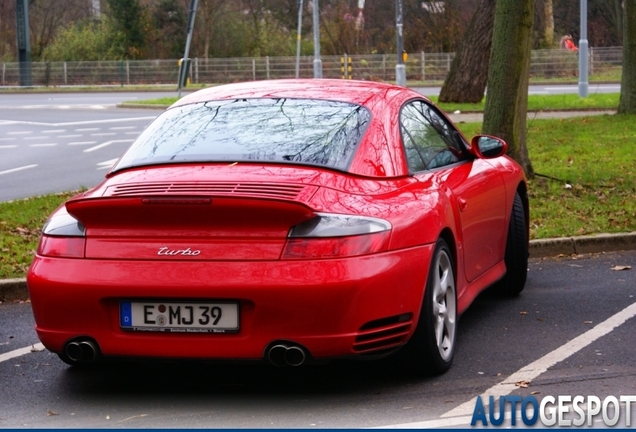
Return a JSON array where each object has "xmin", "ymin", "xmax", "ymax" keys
[
  {"xmin": 266, "ymin": 343, "xmax": 307, "ymax": 367},
  {"xmin": 63, "ymin": 339, "xmax": 309, "ymax": 367},
  {"xmin": 65, "ymin": 339, "xmax": 99, "ymax": 364}
]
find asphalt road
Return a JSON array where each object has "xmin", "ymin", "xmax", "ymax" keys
[
  {"xmin": 1, "ymin": 250, "xmax": 635, "ymax": 428},
  {"xmin": 0, "ymin": 84, "xmax": 620, "ymax": 203},
  {"xmin": 0, "ymin": 92, "xmax": 171, "ymax": 202}
]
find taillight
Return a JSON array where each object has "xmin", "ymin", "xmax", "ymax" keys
[
  {"xmin": 37, "ymin": 206, "xmax": 86, "ymax": 258},
  {"xmin": 282, "ymin": 213, "xmax": 391, "ymax": 259},
  {"xmin": 37, "ymin": 236, "xmax": 85, "ymax": 258}
]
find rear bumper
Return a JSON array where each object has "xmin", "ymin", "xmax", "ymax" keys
[{"xmin": 27, "ymin": 245, "xmax": 433, "ymax": 361}]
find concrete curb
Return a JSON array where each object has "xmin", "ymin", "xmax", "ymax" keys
[
  {"xmin": 529, "ymin": 232, "xmax": 636, "ymax": 258},
  {"xmin": 2, "ymin": 232, "xmax": 635, "ymax": 302},
  {"xmin": 0, "ymin": 278, "xmax": 30, "ymax": 302}
]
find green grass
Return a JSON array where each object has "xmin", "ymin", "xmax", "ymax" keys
[
  {"xmin": 0, "ymin": 191, "xmax": 79, "ymax": 279},
  {"xmin": 456, "ymin": 114, "xmax": 636, "ymax": 240},
  {"xmin": 433, "ymin": 92, "xmax": 620, "ymax": 113},
  {"xmin": 1, "ymin": 114, "xmax": 635, "ymax": 279},
  {"xmin": 133, "ymin": 92, "xmax": 621, "ymax": 113}
]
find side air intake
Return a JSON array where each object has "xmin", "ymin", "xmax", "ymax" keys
[{"xmin": 352, "ymin": 313, "xmax": 413, "ymax": 353}]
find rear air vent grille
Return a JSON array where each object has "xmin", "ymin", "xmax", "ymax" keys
[
  {"xmin": 352, "ymin": 313, "xmax": 413, "ymax": 353},
  {"xmin": 107, "ymin": 182, "xmax": 309, "ymax": 200}
]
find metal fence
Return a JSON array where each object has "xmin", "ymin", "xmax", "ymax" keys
[{"xmin": 0, "ymin": 47, "xmax": 623, "ymax": 87}]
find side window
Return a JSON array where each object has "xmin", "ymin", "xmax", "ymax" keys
[{"xmin": 400, "ymin": 101, "xmax": 465, "ymax": 172}]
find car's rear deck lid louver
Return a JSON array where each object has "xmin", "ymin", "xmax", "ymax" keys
[
  {"xmin": 352, "ymin": 313, "xmax": 413, "ymax": 353},
  {"xmin": 105, "ymin": 182, "xmax": 316, "ymax": 201}
]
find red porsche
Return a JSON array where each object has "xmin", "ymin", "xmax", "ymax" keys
[{"xmin": 27, "ymin": 79, "xmax": 529, "ymax": 375}]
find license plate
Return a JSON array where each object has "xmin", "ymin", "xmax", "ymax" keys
[{"xmin": 120, "ymin": 301, "xmax": 239, "ymax": 333}]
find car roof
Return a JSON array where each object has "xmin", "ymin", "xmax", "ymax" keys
[{"xmin": 173, "ymin": 79, "xmax": 418, "ymax": 108}]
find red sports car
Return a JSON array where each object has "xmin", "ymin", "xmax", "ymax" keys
[{"xmin": 28, "ymin": 79, "xmax": 529, "ymax": 375}]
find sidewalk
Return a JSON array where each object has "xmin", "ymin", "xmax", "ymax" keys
[
  {"xmin": 2, "ymin": 231, "xmax": 634, "ymax": 302},
  {"xmin": 448, "ymin": 109, "xmax": 617, "ymax": 123}
]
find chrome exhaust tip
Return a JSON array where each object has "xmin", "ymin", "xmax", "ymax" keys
[
  {"xmin": 63, "ymin": 338, "xmax": 100, "ymax": 365},
  {"xmin": 78, "ymin": 340, "xmax": 98, "ymax": 362},
  {"xmin": 284, "ymin": 346, "xmax": 306, "ymax": 367},
  {"xmin": 266, "ymin": 343, "xmax": 308, "ymax": 367},
  {"xmin": 267, "ymin": 344, "xmax": 289, "ymax": 367},
  {"xmin": 65, "ymin": 341, "xmax": 83, "ymax": 362}
]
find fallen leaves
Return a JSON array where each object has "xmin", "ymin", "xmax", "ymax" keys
[
  {"xmin": 47, "ymin": 410, "xmax": 59, "ymax": 416},
  {"xmin": 515, "ymin": 380, "xmax": 531, "ymax": 388}
]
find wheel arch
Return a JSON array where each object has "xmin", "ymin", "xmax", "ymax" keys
[
  {"xmin": 438, "ymin": 227, "xmax": 457, "ymax": 278},
  {"xmin": 515, "ymin": 181, "xmax": 530, "ymax": 248}
]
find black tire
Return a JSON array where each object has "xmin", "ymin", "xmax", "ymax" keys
[
  {"xmin": 404, "ymin": 238, "xmax": 457, "ymax": 376},
  {"xmin": 495, "ymin": 192, "xmax": 528, "ymax": 296}
]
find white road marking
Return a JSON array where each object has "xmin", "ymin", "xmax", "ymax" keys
[
  {"xmin": 97, "ymin": 158, "xmax": 119, "ymax": 170},
  {"xmin": 0, "ymin": 145, "xmax": 18, "ymax": 149},
  {"xmin": 59, "ymin": 134, "xmax": 82, "ymax": 138},
  {"xmin": 24, "ymin": 136, "xmax": 49, "ymax": 140},
  {"xmin": 84, "ymin": 139, "xmax": 133, "ymax": 153},
  {"xmin": 380, "ymin": 301, "xmax": 636, "ymax": 429},
  {"xmin": 68, "ymin": 141, "xmax": 98, "ymax": 146},
  {"xmin": 29, "ymin": 143, "xmax": 57, "ymax": 147},
  {"xmin": 0, "ymin": 105, "xmax": 110, "ymax": 110},
  {"xmin": 109, "ymin": 126, "xmax": 136, "ymax": 130},
  {"xmin": 0, "ymin": 343, "xmax": 45, "ymax": 364},
  {"xmin": 0, "ymin": 137, "xmax": 16, "ymax": 141},
  {"xmin": 441, "ymin": 300, "xmax": 636, "ymax": 418},
  {"xmin": 0, "ymin": 116, "xmax": 156, "ymax": 127},
  {"xmin": 76, "ymin": 128, "xmax": 100, "ymax": 132},
  {"xmin": 0, "ymin": 164, "xmax": 38, "ymax": 175},
  {"xmin": 42, "ymin": 129, "xmax": 66, "ymax": 133},
  {"xmin": 378, "ymin": 415, "xmax": 474, "ymax": 429},
  {"xmin": 90, "ymin": 132, "xmax": 117, "ymax": 137},
  {"xmin": 7, "ymin": 131, "xmax": 32, "ymax": 135}
]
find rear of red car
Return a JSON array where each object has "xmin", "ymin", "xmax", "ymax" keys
[
  {"xmin": 27, "ymin": 82, "xmax": 437, "ymax": 366},
  {"xmin": 27, "ymin": 173, "xmax": 434, "ymax": 365}
]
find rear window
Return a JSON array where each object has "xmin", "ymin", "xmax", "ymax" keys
[{"xmin": 112, "ymin": 98, "xmax": 371, "ymax": 172}]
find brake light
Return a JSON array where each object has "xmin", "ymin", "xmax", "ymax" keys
[
  {"xmin": 37, "ymin": 205, "xmax": 86, "ymax": 258},
  {"xmin": 37, "ymin": 235, "xmax": 86, "ymax": 258},
  {"xmin": 282, "ymin": 213, "xmax": 391, "ymax": 259},
  {"xmin": 283, "ymin": 232, "xmax": 389, "ymax": 259}
]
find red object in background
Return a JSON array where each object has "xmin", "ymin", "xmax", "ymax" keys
[
  {"xmin": 565, "ymin": 38, "xmax": 578, "ymax": 51},
  {"xmin": 27, "ymin": 79, "xmax": 529, "ymax": 375},
  {"xmin": 560, "ymin": 35, "xmax": 579, "ymax": 52}
]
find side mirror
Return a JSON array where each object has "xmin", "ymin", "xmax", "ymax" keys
[{"xmin": 470, "ymin": 135, "xmax": 507, "ymax": 159}]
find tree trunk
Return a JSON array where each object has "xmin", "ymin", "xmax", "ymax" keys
[
  {"xmin": 540, "ymin": 0, "xmax": 554, "ymax": 47},
  {"xmin": 618, "ymin": 0, "xmax": 636, "ymax": 114},
  {"xmin": 438, "ymin": 0, "xmax": 495, "ymax": 103},
  {"xmin": 615, "ymin": 0, "xmax": 624, "ymax": 44},
  {"xmin": 482, "ymin": 0, "xmax": 535, "ymax": 178}
]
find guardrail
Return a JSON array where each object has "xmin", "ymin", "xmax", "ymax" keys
[{"xmin": 0, "ymin": 47, "xmax": 622, "ymax": 87}]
